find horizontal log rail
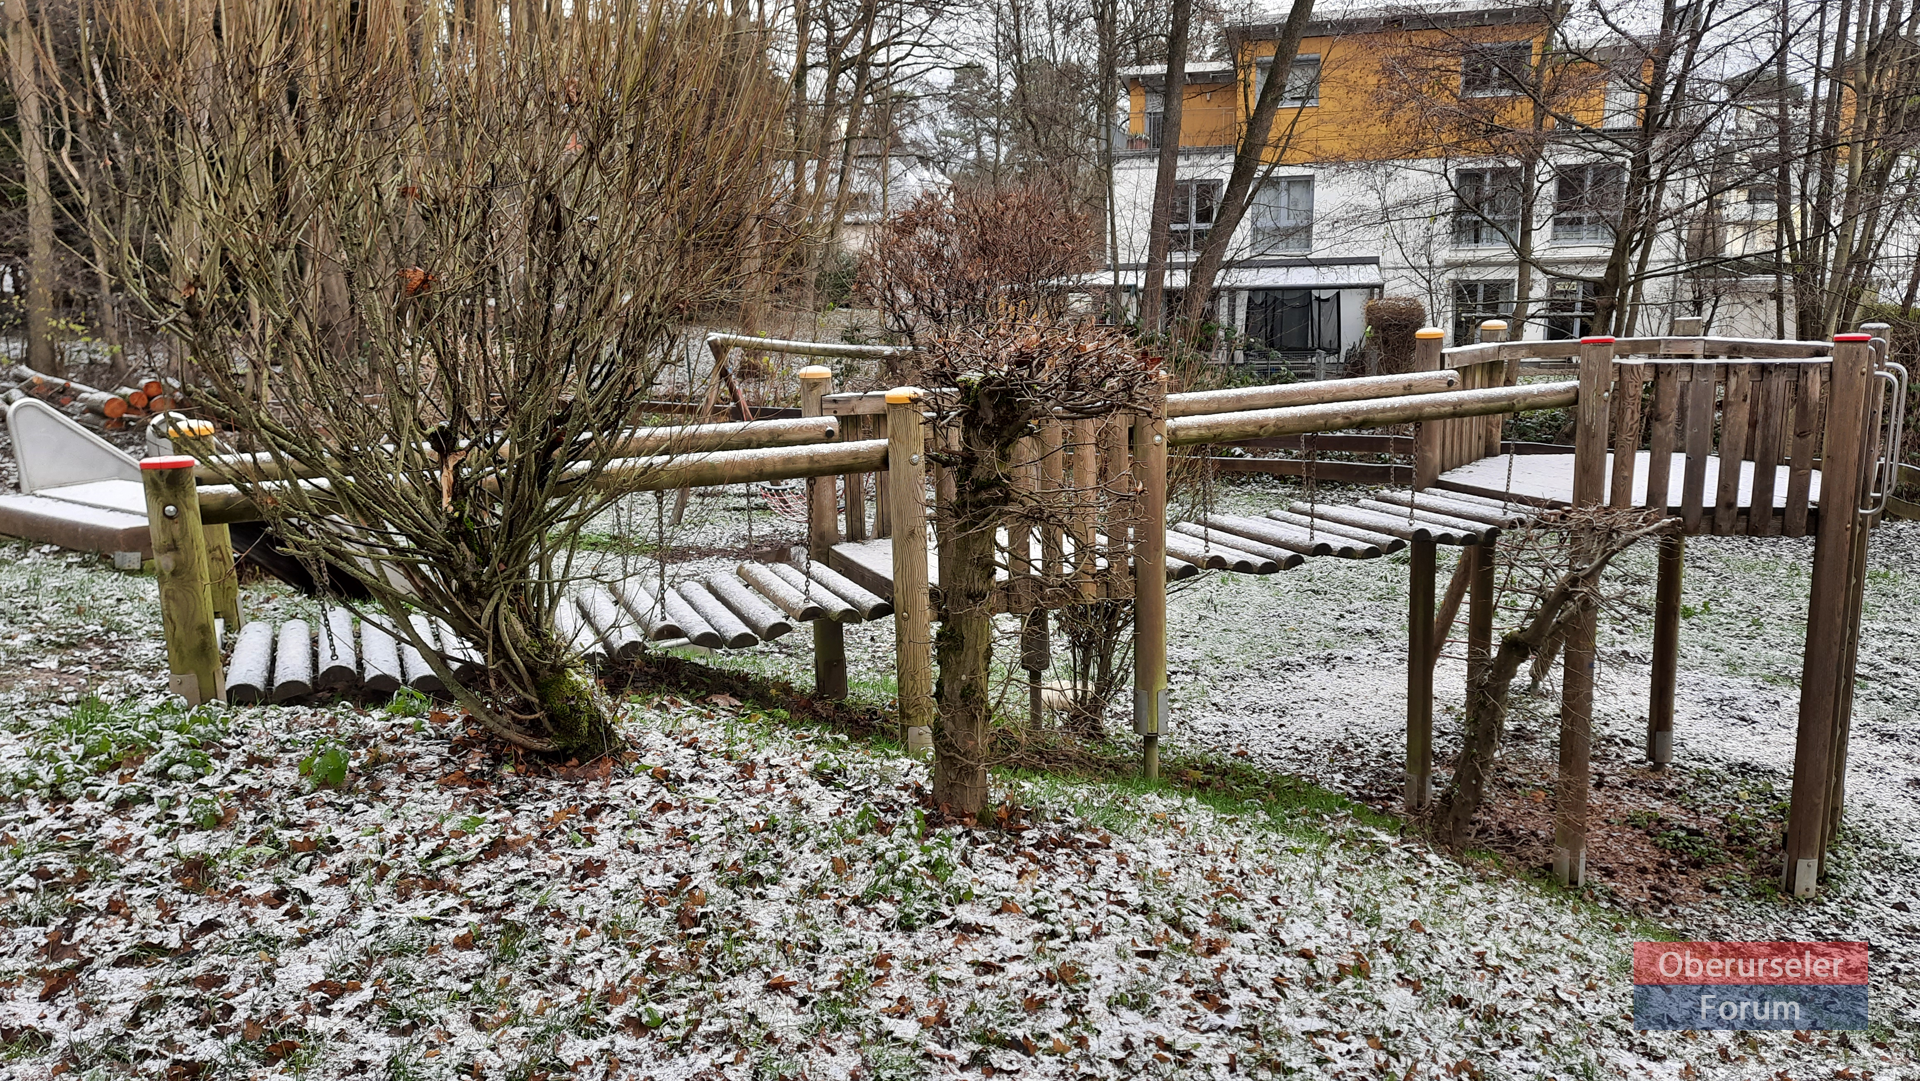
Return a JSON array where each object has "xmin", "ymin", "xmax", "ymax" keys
[
  {"xmin": 1443, "ymin": 336, "xmax": 1837, "ymax": 364},
  {"xmin": 707, "ymin": 332, "xmax": 907, "ymax": 360},
  {"xmin": 1165, "ymin": 369, "xmax": 1461, "ymax": 417},
  {"xmin": 828, "ymin": 369, "xmax": 1467, "ymax": 419},
  {"xmin": 193, "ymin": 415, "xmax": 844, "ymax": 484},
  {"xmin": 196, "ymin": 438, "xmax": 893, "ymax": 524},
  {"xmin": 1168, "ymin": 381, "xmax": 1581, "ymax": 447}
]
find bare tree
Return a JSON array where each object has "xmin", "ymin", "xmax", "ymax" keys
[
  {"xmin": 1138, "ymin": 0, "xmax": 1191, "ymax": 332},
  {"xmin": 103, "ymin": 0, "xmax": 799, "ymax": 752},
  {"xmin": 4, "ymin": 0, "xmax": 56, "ymax": 372},
  {"xmin": 1171, "ymin": 0, "xmax": 1314, "ymax": 340},
  {"xmin": 1437, "ymin": 507, "xmax": 1678, "ymax": 846}
]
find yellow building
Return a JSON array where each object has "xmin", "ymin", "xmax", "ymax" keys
[{"xmin": 1112, "ymin": 4, "xmax": 1778, "ymax": 366}]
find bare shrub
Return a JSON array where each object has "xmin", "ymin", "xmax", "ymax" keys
[
  {"xmin": 858, "ymin": 181, "xmax": 1099, "ymax": 353},
  {"xmin": 1365, "ymin": 296, "xmax": 1428, "ymax": 375},
  {"xmin": 1436, "ymin": 506, "xmax": 1679, "ymax": 846},
  {"xmin": 103, "ymin": 0, "xmax": 797, "ymax": 752}
]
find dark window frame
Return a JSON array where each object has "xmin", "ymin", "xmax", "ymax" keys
[
  {"xmin": 1452, "ymin": 167, "xmax": 1523, "ymax": 247},
  {"xmin": 1452, "ymin": 279, "xmax": 1516, "ymax": 345},
  {"xmin": 1461, "ymin": 41, "xmax": 1533, "ymax": 98}
]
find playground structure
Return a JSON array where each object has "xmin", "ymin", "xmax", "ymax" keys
[{"xmin": 98, "ymin": 321, "xmax": 1906, "ymax": 898}]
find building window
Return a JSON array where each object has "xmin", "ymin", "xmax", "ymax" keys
[
  {"xmin": 1544, "ymin": 278, "xmax": 1599, "ymax": 340},
  {"xmin": 1602, "ymin": 72, "xmax": 1641, "ymax": 129},
  {"xmin": 1251, "ymin": 177, "xmax": 1313, "ymax": 253},
  {"xmin": 1167, "ymin": 178, "xmax": 1223, "ymax": 256},
  {"xmin": 1452, "ymin": 167, "xmax": 1522, "ymax": 246},
  {"xmin": 1245, "ymin": 289, "xmax": 1340, "ymax": 359},
  {"xmin": 1461, "ymin": 41, "xmax": 1532, "ymax": 97},
  {"xmin": 1452, "ymin": 280, "xmax": 1515, "ymax": 345},
  {"xmin": 1253, "ymin": 54, "xmax": 1321, "ymax": 107},
  {"xmin": 1747, "ymin": 182, "xmax": 1777, "ymax": 203},
  {"xmin": 1553, "ymin": 163, "xmax": 1622, "ymax": 244}
]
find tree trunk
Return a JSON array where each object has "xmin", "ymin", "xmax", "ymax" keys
[
  {"xmin": 1176, "ymin": 0, "xmax": 1315, "ymax": 341},
  {"xmin": 6, "ymin": 0, "xmax": 57, "ymax": 374},
  {"xmin": 1138, "ymin": 0, "xmax": 1190, "ymax": 334},
  {"xmin": 933, "ymin": 418, "xmax": 1008, "ymax": 816}
]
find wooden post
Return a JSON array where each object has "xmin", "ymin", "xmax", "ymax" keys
[
  {"xmin": 1783, "ymin": 334, "xmax": 1876, "ymax": 897},
  {"xmin": 799, "ymin": 366, "xmax": 847, "ymax": 701},
  {"xmin": 1824, "ymin": 326, "xmax": 1890, "ymax": 862},
  {"xmin": 1134, "ymin": 373, "xmax": 1170, "ymax": 779},
  {"xmin": 1412, "ymin": 328, "xmax": 1445, "ymax": 489},
  {"xmin": 1556, "ymin": 335, "xmax": 1614, "ymax": 888},
  {"xmin": 1406, "ymin": 536, "xmax": 1436, "ymax": 810},
  {"xmin": 1479, "ymin": 319, "xmax": 1511, "ymax": 457},
  {"xmin": 142, "ymin": 456, "xmax": 225, "ymax": 705},
  {"xmin": 1648, "ymin": 534, "xmax": 1683, "ymax": 765},
  {"xmin": 203, "ymin": 524, "xmax": 240, "ymax": 630},
  {"xmin": 886, "ymin": 389, "xmax": 934, "ymax": 758}
]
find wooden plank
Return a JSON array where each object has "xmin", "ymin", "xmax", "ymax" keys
[
  {"xmin": 1040, "ymin": 420, "xmax": 1064, "ymax": 580},
  {"xmin": 1133, "ymin": 375, "xmax": 1170, "ymax": 770},
  {"xmin": 1645, "ymin": 365, "xmax": 1681, "ymax": 510},
  {"xmin": 886, "ymin": 392, "xmax": 933, "ymax": 757},
  {"xmin": 1100, "ymin": 415, "xmax": 1132, "ymax": 601},
  {"xmin": 1713, "ymin": 367, "xmax": 1754, "ymax": 535},
  {"xmin": 1610, "ymin": 362, "xmax": 1646, "ymax": 508},
  {"xmin": 1571, "ymin": 338, "xmax": 1615, "ymax": 507},
  {"xmin": 799, "ymin": 366, "xmax": 846, "ymax": 699},
  {"xmin": 845, "ymin": 415, "xmax": 870, "ymax": 541},
  {"xmin": 1747, "ymin": 366, "xmax": 1791, "ymax": 536},
  {"xmin": 873, "ymin": 412, "xmax": 892, "ymax": 537},
  {"xmin": 1782, "ymin": 365, "xmax": 1824, "ymax": 537},
  {"xmin": 1071, "ymin": 418, "xmax": 1097, "ymax": 600},
  {"xmin": 1680, "ymin": 364, "xmax": 1716, "ymax": 532}
]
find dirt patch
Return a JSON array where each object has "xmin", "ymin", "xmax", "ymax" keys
[{"xmin": 1459, "ymin": 752, "xmax": 1788, "ymax": 913}]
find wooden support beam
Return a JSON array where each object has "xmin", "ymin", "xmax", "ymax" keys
[
  {"xmin": 142, "ymin": 456, "xmax": 225, "ymax": 705},
  {"xmin": 1648, "ymin": 534, "xmax": 1683, "ymax": 765},
  {"xmin": 1784, "ymin": 334, "xmax": 1877, "ymax": 898},
  {"xmin": 1134, "ymin": 374, "xmax": 1171, "ymax": 779},
  {"xmin": 799, "ymin": 367, "xmax": 846, "ymax": 701},
  {"xmin": 886, "ymin": 390, "xmax": 934, "ymax": 759},
  {"xmin": 1429, "ymin": 553, "xmax": 1471, "ymax": 668},
  {"xmin": 1406, "ymin": 536, "xmax": 1437, "ymax": 810},
  {"xmin": 1555, "ymin": 335, "xmax": 1614, "ymax": 889}
]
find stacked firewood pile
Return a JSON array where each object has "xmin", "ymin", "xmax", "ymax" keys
[{"xmin": 1, "ymin": 365, "xmax": 180, "ymax": 431}]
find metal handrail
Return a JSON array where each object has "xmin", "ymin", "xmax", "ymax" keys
[{"xmin": 1865, "ymin": 360, "xmax": 1908, "ymax": 516}]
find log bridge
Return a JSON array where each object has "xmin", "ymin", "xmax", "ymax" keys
[{"xmin": 138, "ymin": 325, "xmax": 1905, "ymax": 898}]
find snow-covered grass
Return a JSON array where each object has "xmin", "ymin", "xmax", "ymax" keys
[
  {"xmin": 0, "ymin": 688, "xmax": 1904, "ymax": 1080},
  {"xmin": 0, "ymin": 505, "xmax": 1915, "ymax": 1077}
]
